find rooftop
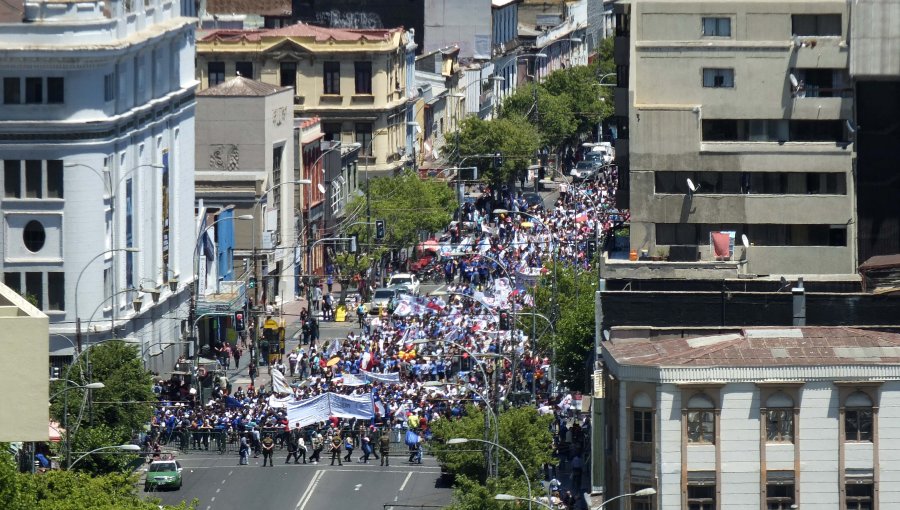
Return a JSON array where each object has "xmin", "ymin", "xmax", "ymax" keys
[
  {"xmin": 604, "ymin": 326, "xmax": 900, "ymax": 368},
  {"xmin": 196, "ymin": 76, "xmax": 290, "ymax": 97},
  {"xmin": 199, "ymin": 23, "xmax": 402, "ymax": 44}
]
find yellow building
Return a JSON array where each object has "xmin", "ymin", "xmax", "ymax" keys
[
  {"xmin": 197, "ymin": 24, "xmax": 411, "ymax": 175},
  {"xmin": 0, "ymin": 282, "xmax": 49, "ymax": 442}
]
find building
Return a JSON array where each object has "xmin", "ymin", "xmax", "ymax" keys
[
  {"xmin": 0, "ymin": 283, "xmax": 48, "ymax": 442},
  {"xmin": 614, "ymin": 0, "xmax": 856, "ymax": 275},
  {"xmin": 196, "ymin": 24, "xmax": 412, "ymax": 177},
  {"xmin": 600, "ymin": 326, "xmax": 900, "ymax": 510},
  {"xmin": 195, "ymin": 76, "xmax": 295, "ymax": 307},
  {"xmin": 0, "ymin": 0, "xmax": 197, "ymax": 372},
  {"xmin": 518, "ymin": 0, "xmax": 590, "ymax": 82}
]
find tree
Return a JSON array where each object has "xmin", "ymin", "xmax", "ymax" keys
[
  {"xmin": 541, "ymin": 62, "xmax": 613, "ymax": 143},
  {"xmin": 450, "ymin": 114, "xmax": 541, "ymax": 185},
  {"xmin": 532, "ymin": 263, "xmax": 596, "ymax": 392},
  {"xmin": 0, "ymin": 449, "xmax": 195, "ymax": 510},
  {"xmin": 501, "ymin": 84, "xmax": 576, "ymax": 152}
]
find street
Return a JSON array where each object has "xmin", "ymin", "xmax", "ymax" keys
[{"xmin": 148, "ymin": 451, "xmax": 451, "ymax": 510}]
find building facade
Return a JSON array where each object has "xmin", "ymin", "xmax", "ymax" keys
[
  {"xmin": 196, "ymin": 24, "xmax": 411, "ymax": 177},
  {"xmin": 195, "ymin": 76, "xmax": 296, "ymax": 304},
  {"xmin": 601, "ymin": 326, "xmax": 900, "ymax": 510},
  {"xmin": 0, "ymin": 0, "xmax": 196, "ymax": 372},
  {"xmin": 615, "ymin": 0, "xmax": 856, "ymax": 275}
]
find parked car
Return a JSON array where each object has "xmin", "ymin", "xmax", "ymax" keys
[
  {"xmin": 388, "ymin": 273, "xmax": 420, "ymax": 295},
  {"xmin": 570, "ymin": 161, "xmax": 600, "ymax": 181},
  {"xmin": 370, "ymin": 287, "xmax": 399, "ymax": 314},
  {"xmin": 145, "ymin": 460, "xmax": 182, "ymax": 491}
]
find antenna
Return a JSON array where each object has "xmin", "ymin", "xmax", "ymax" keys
[
  {"xmin": 741, "ymin": 234, "xmax": 750, "ymax": 249},
  {"xmin": 686, "ymin": 178, "xmax": 699, "ymax": 194},
  {"xmin": 317, "ymin": 183, "xmax": 326, "ymax": 194},
  {"xmin": 789, "ymin": 73, "xmax": 798, "ymax": 88}
]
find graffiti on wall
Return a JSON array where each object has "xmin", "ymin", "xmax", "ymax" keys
[{"xmin": 314, "ymin": 10, "xmax": 384, "ymax": 29}]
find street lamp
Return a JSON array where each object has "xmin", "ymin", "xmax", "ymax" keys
[
  {"xmin": 68, "ymin": 444, "xmax": 140, "ymax": 471},
  {"xmin": 447, "ymin": 437, "xmax": 533, "ymax": 509},
  {"xmin": 593, "ymin": 487, "xmax": 657, "ymax": 509},
  {"xmin": 495, "ymin": 493, "xmax": 555, "ymax": 510}
]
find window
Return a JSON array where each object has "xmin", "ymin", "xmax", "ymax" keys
[
  {"xmin": 702, "ymin": 119, "xmax": 843, "ymax": 143},
  {"xmin": 686, "ymin": 474, "xmax": 716, "ymax": 510},
  {"xmin": 632, "ymin": 404, "xmax": 653, "ymax": 463},
  {"xmin": 354, "ymin": 61, "xmax": 372, "ymax": 94},
  {"xmin": 792, "ymin": 14, "xmax": 841, "ymax": 36},
  {"xmin": 235, "ymin": 61, "xmax": 253, "ymax": 78},
  {"xmin": 765, "ymin": 393, "xmax": 794, "ymax": 443},
  {"xmin": 685, "ymin": 394, "xmax": 715, "ymax": 444},
  {"xmin": 25, "ymin": 160, "xmax": 42, "ymax": 198},
  {"xmin": 207, "ymin": 62, "xmax": 225, "ymax": 87},
  {"xmin": 4, "ymin": 160, "xmax": 21, "ymax": 198},
  {"xmin": 280, "ymin": 61, "xmax": 297, "ymax": 92},
  {"xmin": 4, "ymin": 272, "xmax": 21, "ymax": 294},
  {"xmin": 702, "ymin": 17, "xmax": 731, "ymax": 37},
  {"xmin": 103, "ymin": 266, "xmax": 112, "ymax": 303},
  {"xmin": 703, "ymin": 68, "xmax": 734, "ymax": 88},
  {"xmin": 47, "ymin": 77, "xmax": 64, "ymax": 103},
  {"xmin": 845, "ymin": 392, "xmax": 873, "ymax": 442},
  {"xmin": 766, "ymin": 472, "xmax": 795, "ymax": 510},
  {"xmin": 4, "ymin": 77, "xmax": 20, "ymax": 104},
  {"xmin": 104, "ymin": 73, "xmax": 116, "ymax": 102},
  {"xmin": 25, "ymin": 77, "xmax": 42, "ymax": 104},
  {"xmin": 323, "ymin": 61, "xmax": 341, "ymax": 95},
  {"xmin": 48, "ymin": 272, "xmax": 65, "ymax": 311},
  {"xmin": 846, "ymin": 481, "xmax": 874, "ymax": 510},
  {"xmin": 46, "ymin": 160, "xmax": 63, "ymax": 199},
  {"xmin": 23, "ymin": 220, "xmax": 46, "ymax": 253},
  {"xmin": 355, "ymin": 123, "xmax": 373, "ymax": 156},
  {"xmin": 323, "ymin": 122, "xmax": 342, "ymax": 142},
  {"xmin": 25, "ymin": 272, "xmax": 43, "ymax": 311}
]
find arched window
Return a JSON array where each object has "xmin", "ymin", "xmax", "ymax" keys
[
  {"xmin": 845, "ymin": 391, "xmax": 873, "ymax": 442},
  {"xmin": 765, "ymin": 392, "xmax": 794, "ymax": 443},
  {"xmin": 686, "ymin": 393, "xmax": 715, "ymax": 444}
]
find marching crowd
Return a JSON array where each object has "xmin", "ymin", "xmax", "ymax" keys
[{"xmin": 145, "ymin": 164, "xmax": 621, "ymax": 509}]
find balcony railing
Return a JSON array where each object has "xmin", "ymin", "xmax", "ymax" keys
[{"xmin": 631, "ymin": 441, "xmax": 653, "ymax": 463}]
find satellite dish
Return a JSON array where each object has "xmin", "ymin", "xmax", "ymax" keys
[
  {"xmin": 686, "ymin": 178, "xmax": 698, "ymax": 193},
  {"xmin": 317, "ymin": 183, "xmax": 326, "ymax": 194},
  {"xmin": 789, "ymin": 73, "xmax": 798, "ymax": 88},
  {"xmin": 741, "ymin": 234, "xmax": 750, "ymax": 249}
]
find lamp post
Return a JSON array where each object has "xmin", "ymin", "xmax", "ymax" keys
[
  {"xmin": 52, "ymin": 381, "xmax": 105, "ymax": 470},
  {"xmin": 592, "ymin": 488, "xmax": 657, "ymax": 509},
  {"xmin": 68, "ymin": 444, "xmax": 141, "ymax": 471},
  {"xmin": 74, "ymin": 247, "xmax": 140, "ymax": 353},
  {"xmin": 448, "ymin": 437, "xmax": 533, "ymax": 509}
]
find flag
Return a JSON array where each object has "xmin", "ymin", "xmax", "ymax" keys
[{"xmin": 271, "ymin": 368, "xmax": 291, "ymax": 394}]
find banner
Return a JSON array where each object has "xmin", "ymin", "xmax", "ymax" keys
[
  {"xmin": 286, "ymin": 392, "xmax": 374, "ymax": 427},
  {"xmin": 271, "ymin": 368, "xmax": 292, "ymax": 394},
  {"xmin": 338, "ymin": 373, "xmax": 367, "ymax": 387},
  {"xmin": 361, "ymin": 370, "xmax": 400, "ymax": 383},
  {"xmin": 267, "ymin": 394, "xmax": 295, "ymax": 409}
]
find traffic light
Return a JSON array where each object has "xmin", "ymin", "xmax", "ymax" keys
[
  {"xmin": 234, "ymin": 311, "xmax": 245, "ymax": 332},
  {"xmin": 248, "ymin": 276, "xmax": 257, "ymax": 289},
  {"xmin": 493, "ymin": 152, "xmax": 503, "ymax": 169},
  {"xmin": 375, "ymin": 220, "xmax": 386, "ymax": 240},
  {"xmin": 499, "ymin": 310, "xmax": 510, "ymax": 331}
]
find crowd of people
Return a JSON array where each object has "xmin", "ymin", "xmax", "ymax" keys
[{"xmin": 144, "ymin": 163, "xmax": 622, "ymax": 509}]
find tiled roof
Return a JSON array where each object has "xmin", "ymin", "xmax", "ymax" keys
[
  {"xmin": 604, "ymin": 327, "xmax": 900, "ymax": 367},
  {"xmin": 206, "ymin": 0, "xmax": 291, "ymax": 16},
  {"xmin": 200, "ymin": 23, "xmax": 401, "ymax": 44},
  {"xmin": 196, "ymin": 76, "xmax": 290, "ymax": 97}
]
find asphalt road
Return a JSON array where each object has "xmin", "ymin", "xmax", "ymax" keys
[{"xmin": 147, "ymin": 450, "xmax": 451, "ymax": 510}]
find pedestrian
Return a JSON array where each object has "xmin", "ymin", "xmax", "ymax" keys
[
  {"xmin": 329, "ymin": 436, "xmax": 343, "ymax": 466},
  {"xmin": 310, "ymin": 434, "xmax": 323, "ymax": 464},
  {"xmin": 322, "ymin": 293, "xmax": 333, "ymax": 322},
  {"xmin": 379, "ymin": 432, "xmax": 391, "ymax": 466},
  {"xmin": 343, "ymin": 434, "xmax": 354, "ymax": 463},
  {"xmin": 313, "ymin": 284, "xmax": 323, "ymax": 313},
  {"xmin": 286, "ymin": 432, "xmax": 301, "ymax": 464},
  {"xmin": 261, "ymin": 434, "xmax": 274, "ymax": 467},
  {"xmin": 288, "ymin": 350, "xmax": 298, "ymax": 377},
  {"xmin": 233, "ymin": 344, "xmax": 242, "ymax": 368},
  {"xmin": 360, "ymin": 436, "xmax": 372, "ymax": 464},
  {"xmin": 248, "ymin": 361, "xmax": 257, "ymax": 387},
  {"xmin": 239, "ymin": 433, "xmax": 250, "ymax": 465}
]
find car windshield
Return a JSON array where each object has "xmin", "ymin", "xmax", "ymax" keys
[
  {"xmin": 149, "ymin": 463, "xmax": 177, "ymax": 472},
  {"xmin": 391, "ymin": 277, "xmax": 411, "ymax": 285},
  {"xmin": 374, "ymin": 290, "xmax": 394, "ymax": 299}
]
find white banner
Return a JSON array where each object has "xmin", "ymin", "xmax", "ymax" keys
[
  {"xmin": 271, "ymin": 368, "xmax": 292, "ymax": 394},
  {"xmin": 361, "ymin": 370, "xmax": 400, "ymax": 383},
  {"xmin": 286, "ymin": 392, "xmax": 374, "ymax": 427},
  {"xmin": 267, "ymin": 394, "xmax": 295, "ymax": 409},
  {"xmin": 339, "ymin": 373, "xmax": 367, "ymax": 387},
  {"xmin": 329, "ymin": 392, "xmax": 375, "ymax": 420}
]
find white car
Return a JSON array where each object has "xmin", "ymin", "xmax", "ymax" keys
[{"xmin": 388, "ymin": 273, "xmax": 420, "ymax": 295}]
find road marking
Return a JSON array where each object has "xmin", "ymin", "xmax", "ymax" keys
[
  {"xmin": 354, "ymin": 483, "xmax": 362, "ymax": 491},
  {"xmin": 295, "ymin": 469, "xmax": 324, "ymax": 510},
  {"xmin": 221, "ymin": 479, "xmax": 226, "ymax": 484},
  {"xmin": 216, "ymin": 488, "xmax": 221, "ymax": 493},
  {"xmin": 398, "ymin": 472, "xmax": 413, "ymax": 492},
  {"xmin": 210, "ymin": 497, "xmax": 215, "ymax": 502},
  {"xmin": 228, "ymin": 470, "xmax": 233, "ymax": 476}
]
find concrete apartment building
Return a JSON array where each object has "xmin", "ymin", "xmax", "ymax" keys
[
  {"xmin": 614, "ymin": 0, "xmax": 855, "ymax": 275},
  {"xmin": 601, "ymin": 326, "xmax": 900, "ymax": 510},
  {"xmin": 0, "ymin": 283, "xmax": 48, "ymax": 442},
  {"xmin": 0, "ymin": 0, "xmax": 197, "ymax": 372},
  {"xmin": 195, "ymin": 76, "xmax": 296, "ymax": 304},
  {"xmin": 196, "ymin": 24, "xmax": 412, "ymax": 177}
]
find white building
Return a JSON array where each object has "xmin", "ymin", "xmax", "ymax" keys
[
  {"xmin": 601, "ymin": 326, "xmax": 900, "ymax": 510},
  {"xmin": 0, "ymin": 0, "xmax": 197, "ymax": 372}
]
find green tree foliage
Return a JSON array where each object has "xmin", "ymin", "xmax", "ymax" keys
[
  {"xmin": 532, "ymin": 263, "xmax": 597, "ymax": 392},
  {"xmin": 541, "ymin": 62, "xmax": 613, "ymax": 143},
  {"xmin": 0, "ymin": 450, "xmax": 194, "ymax": 510},
  {"xmin": 452, "ymin": 114, "xmax": 541, "ymax": 184},
  {"xmin": 344, "ymin": 170, "xmax": 456, "ymax": 252},
  {"xmin": 501, "ymin": 84, "xmax": 576, "ymax": 151}
]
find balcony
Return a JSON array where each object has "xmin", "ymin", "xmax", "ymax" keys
[{"xmin": 631, "ymin": 441, "xmax": 653, "ymax": 464}]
